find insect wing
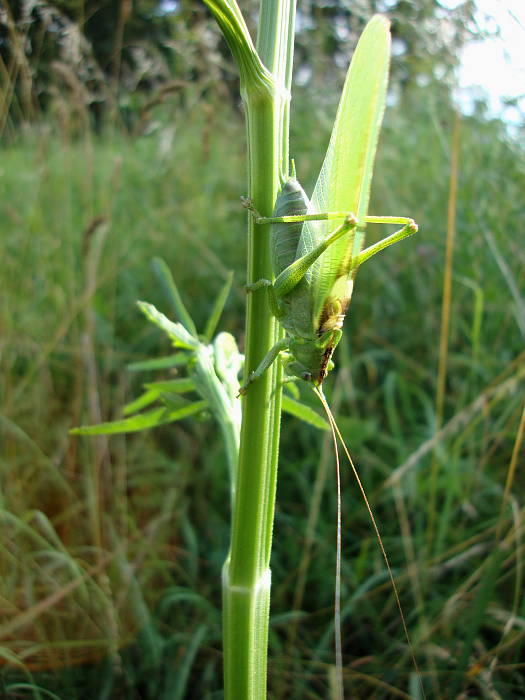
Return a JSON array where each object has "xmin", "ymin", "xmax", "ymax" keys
[{"xmin": 299, "ymin": 15, "xmax": 391, "ymax": 328}]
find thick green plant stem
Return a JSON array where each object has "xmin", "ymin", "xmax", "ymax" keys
[{"xmin": 216, "ymin": 0, "xmax": 296, "ymax": 697}]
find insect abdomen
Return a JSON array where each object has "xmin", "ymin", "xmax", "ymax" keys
[{"xmin": 271, "ymin": 178, "xmax": 309, "ymax": 278}]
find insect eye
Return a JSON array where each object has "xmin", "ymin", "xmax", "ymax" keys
[{"xmin": 301, "ymin": 371, "xmax": 312, "ymax": 381}]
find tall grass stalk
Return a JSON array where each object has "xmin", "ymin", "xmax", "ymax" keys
[{"xmin": 202, "ymin": 0, "xmax": 296, "ymax": 695}]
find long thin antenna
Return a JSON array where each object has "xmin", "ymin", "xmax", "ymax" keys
[
  {"xmin": 314, "ymin": 386, "xmax": 344, "ymax": 699},
  {"xmin": 313, "ymin": 385, "xmax": 425, "ymax": 699}
]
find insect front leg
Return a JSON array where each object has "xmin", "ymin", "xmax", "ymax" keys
[
  {"xmin": 240, "ymin": 196, "xmax": 263, "ymax": 220},
  {"xmin": 238, "ymin": 336, "xmax": 290, "ymax": 395}
]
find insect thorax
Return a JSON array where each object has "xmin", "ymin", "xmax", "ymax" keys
[{"xmin": 288, "ymin": 330, "xmax": 339, "ymax": 385}]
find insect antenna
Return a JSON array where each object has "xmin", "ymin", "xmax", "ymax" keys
[
  {"xmin": 312, "ymin": 385, "xmax": 344, "ymax": 699},
  {"xmin": 313, "ymin": 385, "xmax": 425, "ymax": 699}
]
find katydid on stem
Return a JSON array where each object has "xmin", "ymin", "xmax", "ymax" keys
[
  {"xmin": 239, "ymin": 15, "xmax": 417, "ymax": 393},
  {"xmin": 241, "ymin": 180, "xmax": 416, "ymax": 389},
  {"xmin": 241, "ymin": 15, "xmax": 423, "ymax": 697}
]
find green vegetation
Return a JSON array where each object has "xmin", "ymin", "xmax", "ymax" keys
[
  {"xmin": 1, "ymin": 0, "xmax": 525, "ymax": 697},
  {"xmin": 1, "ymin": 0, "xmax": 477, "ymax": 136}
]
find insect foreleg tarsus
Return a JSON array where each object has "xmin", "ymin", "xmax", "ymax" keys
[{"xmin": 240, "ymin": 195, "xmax": 257, "ymax": 213}]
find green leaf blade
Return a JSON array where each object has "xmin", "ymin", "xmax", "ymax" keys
[
  {"xmin": 282, "ymin": 395, "xmax": 329, "ymax": 431},
  {"xmin": 127, "ymin": 353, "xmax": 188, "ymax": 372},
  {"xmin": 204, "ymin": 271, "xmax": 234, "ymax": 342},
  {"xmin": 143, "ymin": 378, "xmax": 196, "ymax": 394},
  {"xmin": 138, "ymin": 301, "xmax": 198, "ymax": 350},
  {"xmin": 152, "ymin": 257, "xmax": 198, "ymax": 337},
  {"xmin": 123, "ymin": 388, "xmax": 162, "ymax": 416},
  {"xmin": 70, "ymin": 401, "xmax": 208, "ymax": 436}
]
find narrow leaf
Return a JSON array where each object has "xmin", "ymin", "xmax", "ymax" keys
[
  {"xmin": 144, "ymin": 378, "xmax": 196, "ymax": 394},
  {"xmin": 167, "ymin": 624, "xmax": 208, "ymax": 700},
  {"xmin": 138, "ymin": 301, "xmax": 198, "ymax": 349},
  {"xmin": 70, "ymin": 401, "xmax": 208, "ymax": 436},
  {"xmin": 124, "ymin": 384, "xmax": 193, "ymax": 416},
  {"xmin": 159, "ymin": 393, "xmax": 192, "ymax": 410},
  {"xmin": 283, "ymin": 381, "xmax": 300, "ymax": 400},
  {"xmin": 282, "ymin": 395, "xmax": 329, "ymax": 431},
  {"xmin": 204, "ymin": 271, "xmax": 234, "ymax": 342},
  {"xmin": 152, "ymin": 257, "xmax": 199, "ymax": 337},
  {"xmin": 127, "ymin": 353, "xmax": 188, "ymax": 371},
  {"xmin": 123, "ymin": 388, "xmax": 162, "ymax": 416}
]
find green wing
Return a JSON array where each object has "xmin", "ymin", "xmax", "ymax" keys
[{"xmin": 299, "ymin": 15, "xmax": 391, "ymax": 328}]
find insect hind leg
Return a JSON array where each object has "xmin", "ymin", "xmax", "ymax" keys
[{"xmin": 356, "ymin": 216, "xmax": 418, "ymax": 266}]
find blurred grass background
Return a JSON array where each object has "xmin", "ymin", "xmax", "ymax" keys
[{"xmin": 1, "ymin": 0, "xmax": 525, "ymax": 697}]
